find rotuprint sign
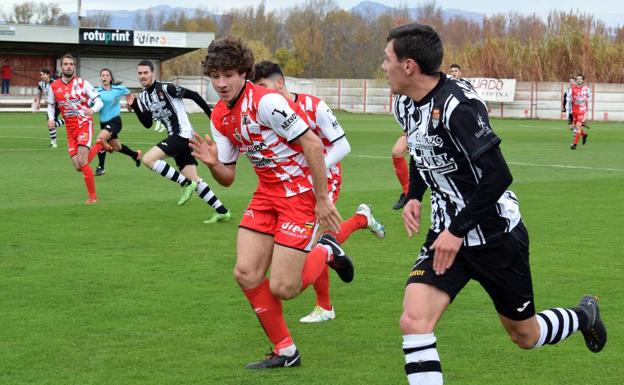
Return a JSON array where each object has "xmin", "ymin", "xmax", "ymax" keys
[
  {"xmin": 466, "ymin": 78, "xmax": 516, "ymax": 102},
  {"xmin": 134, "ymin": 31, "xmax": 187, "ymax": 47},
  {"xmin": 79, "ymin": 28, "xmax": 133, "ymax": 46}
]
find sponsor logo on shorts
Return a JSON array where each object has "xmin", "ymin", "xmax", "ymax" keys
[
  {"xmin": 244, "ymin": 209, "xmax": 254, "ymax": 218},
  {"xmin": 410, "ymin": 269, "xmax": 426, "ymax": 277},
  {"xmin": 280, "ymin": 221, "xmax": 312, "ymax": 238},
  {"xmin": 516, "ymin": 301, "xmax": 531, "ymax": 312}
]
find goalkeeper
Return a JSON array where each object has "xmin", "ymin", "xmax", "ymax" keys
[{"xmin": 127, "ymin": 60, "xmax": 231, "ymax": 224}]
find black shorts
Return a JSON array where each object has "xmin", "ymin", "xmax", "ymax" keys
[
  {"xmin": 156, "ymin": 135, "xmax": 198, "ymax": 170},
  {"xmin": 567, "ymin": 112, "xmax": 573, "ymax": 125},
  {"xmin": 406, "ymin": 222, "xmax": 535, "ymax": 321},
  {"xmin": 101, "ymin": 116, "xmax": 122, "ymax": 139}
]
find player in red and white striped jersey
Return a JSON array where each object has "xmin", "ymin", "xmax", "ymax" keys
[
  {"xmin": 47, "ymin": 54, "xmax": 108, "ymax": 203},
  {"xmin": 252, "ymin": 60, "xmax": 386, "ymax": 324},
  {"xmin": 570, "ymin": 73, "xmax": 592, "ymax": 150},
  {"xmin": 190, "ymin": 36, "xmax": 354, "ymax": 369}
]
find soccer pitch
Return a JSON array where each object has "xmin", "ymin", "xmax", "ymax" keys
[{"xmin": 1, "ymin": 112, "xmax": 622, "ymax": 385}]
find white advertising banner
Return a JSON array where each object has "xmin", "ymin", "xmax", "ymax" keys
[
  {"xmin": 467, "ymin": 78, "xmax": 516, "ymax": 102},
  {"xmin": 134, "ymin": 31, "xmax": 187, "ymax": 47}
]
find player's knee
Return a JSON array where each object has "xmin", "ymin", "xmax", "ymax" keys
[
  {"xmin": 399, "ymin": 311, "xmax": 435, "ymax": 335},
  {"xmin": 142, "ymin": 156, "xmax": 154, "ymax": 169},
  {"xmin": 391, "ymin": 149, "xmax": 404, "ymax": 158},
  {"xmin": 508, "ymin": 329, "xmax": 538, "ymax": 349},
  {"xmin": 269, "ymin": 281, "xmax": 299, "ymax": 300},
  {"xmin": 233, "ymin": 266, "xmax": 262, "ymax": 288}
]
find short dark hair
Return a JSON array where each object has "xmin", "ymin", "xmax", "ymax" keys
[
  {"xmin": 138, "ymin": 60, "xmax": 155, "ymax": 72},
  {"xmin": 61, "ymin": 53, "xmax": 76, "ymax": 64},
  {"xmin": 450, "ymin": 63, "xmax": 461, "ymax": 70},
  {"xmin": 203, "ymin": 36, "xmax": 255, "ymax": 80},
  {"xmin": 252, "ymin": 61, "xmax": 284, "ymax": 82},
  {"xmin": 576, "ymin": 73, "xmax": 585, "ymax": 80},
  {"xmin": 40, "ymin": 67, "xmax": 50, "ymax": 74},
  {"xmin": 387, "ymin": 23, "xmax": 443, "ymax": 76}
]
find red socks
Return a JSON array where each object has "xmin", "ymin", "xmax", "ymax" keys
[
  {"xmin": 313, "ymin": 266, "xmax": 332, "ymax": 310},
  {"xmin": 573, "ymin": 129, "xmax": 585, "ymax": 145},
  {"xmin": 88, "ymin": 142, "xmax": 104, "ymax": 163},
  {"xmin": 242, "ymin": 279, "xmax": 293, "ymax": 351},
  {"xmin": 335, "ymin": 214, "xmax": 368, "ymax": 244},
  {"xmin": 392, "ymin": 156, "xmax": 409, "ymax": 194},
  {"xmin": 81, "ymin": 164, "xmax": 96, "ymax": 198},
  {"xmin": 300, "ymin": 245, "xmax": 329, "ymax": 290}
]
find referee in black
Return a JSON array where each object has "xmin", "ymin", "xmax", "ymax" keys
[{"xmin": 382, "ymin": 23, "xmax": 607, "ymax": 385}]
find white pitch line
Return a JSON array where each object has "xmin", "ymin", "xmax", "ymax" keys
[{"xmin": 348, "ymin": 154, "xmax": 623, "ymax": 172}]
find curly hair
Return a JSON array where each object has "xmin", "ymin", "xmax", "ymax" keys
[{"xmin": 203, "ymin": 36, "xmax": 255, "ymax": 80}]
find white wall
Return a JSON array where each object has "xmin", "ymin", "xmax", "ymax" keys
[{"xmin": 80, "ymin": 58, "xmax": 160, "ymax": 89}]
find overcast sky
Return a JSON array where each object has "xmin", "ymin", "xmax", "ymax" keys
[{"xmin": 2, "ymin": 0, "xmax": 622, "ymax": 26}]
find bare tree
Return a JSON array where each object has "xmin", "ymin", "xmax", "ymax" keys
[
  {"xmin": 81, "ymin": 11, "xmax": 112, "ymax": 28},
  {"xmin": 3, "ymin": 1, "xmax": 71, "ymax": 25}
]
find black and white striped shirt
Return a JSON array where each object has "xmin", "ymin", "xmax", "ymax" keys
[
  {"xmin": 38, "ymin": 79, "xmax": 52, "ymax": 100},
  {"xmin": 393, "ymin": 74, "xmax": 521, "ymax": 247},
  {"xmin": 136, "ymin": 81, "xmax": 193, "ymax": 138}
]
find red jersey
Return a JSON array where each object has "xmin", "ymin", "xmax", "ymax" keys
[
  {"xmin": 211, "ymin": 82, "xmax": 313, "ymax": 197},
  {"xmin": 1, "ymin": 65, "xmax": 11, "ymax": 80},
  {"xmin": 571, "ymin": 84, "xmax": 591, "ymax": 113},
  {"xmin": 293, "ymin": 92, "xmax": 346, "ymax": 182},
  {"xmin": 48, "ymin": 76, "xmax": 100, "ymax": 129}
]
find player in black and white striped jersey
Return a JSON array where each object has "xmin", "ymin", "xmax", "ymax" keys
[
  {"xmin": 384, "ymin": 23, "xmax": 607, "ymax": 385},
  {"xmin": 34, "ymin": 68, "xmax": 64, "ymax": 148},
  {"xmin": 127, "ymin": 60, "xmax": 230, "ymax": 224}
]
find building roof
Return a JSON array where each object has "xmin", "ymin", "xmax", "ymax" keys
[{"xmin": 0, "ymin": 24, "xmax": 214, "ymax": 60}]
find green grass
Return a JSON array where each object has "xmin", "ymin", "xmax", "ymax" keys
[{"xmin": 0, "ymin": 112, "xmax": 622, "ymax": 385}]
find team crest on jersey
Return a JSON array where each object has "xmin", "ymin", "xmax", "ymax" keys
[{"xmin": 431, "ymin": 108, "xmax": 441, "ymax": 128}]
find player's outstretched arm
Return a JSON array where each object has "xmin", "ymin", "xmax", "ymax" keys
[
  {"xmin": 190, "ymin": 132, "xmax": 236, "ymax": 186},
  {"xmin": 182, "ymin": 89, "xmax": 212, "ymax": 118}
]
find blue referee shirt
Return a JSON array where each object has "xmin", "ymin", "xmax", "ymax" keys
[{"xmin": 96, "ymin": 85, "xmax": 130, "ymax": 123}]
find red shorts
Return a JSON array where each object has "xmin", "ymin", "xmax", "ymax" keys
[
  {"xmin": 572, "ymin": 111, "xmax": 586, "ymax": 125},
  {"xmin": 66, "ymin": 122, "xmax": 93, "ymax": 157},
  {"xmin": 240, "ymin": 190, "xmax": 319, "ymax": 251}
]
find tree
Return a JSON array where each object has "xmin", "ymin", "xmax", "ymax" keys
[
  {"xmin": 80, "ymin": 11, "xmax": 112, "ymax": 28},
  {"xmin": 3, "ymin": 1, "xmax": 70, "ymax": 25}
]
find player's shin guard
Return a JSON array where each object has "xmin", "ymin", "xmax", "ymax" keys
[
  {"xmin": 335, "ymin": 214, "xmax": 368, "ymax": 244},
  {"xmin": 312, "ymin": 265, "xmax": 332, "ymax": 310},
  {"xmin": 242, "ymin": 279, "xmax": 293, "ymax": 352},
  {"xmin": 533, "ymin": 308, "xmax": 580, "ymax": 348},
  {"xmin": 97, "ymin": 152, "xmax": 106, "ymax": 169},
  {"xmin": 48, "ymin": 128, "xmax": 57, "ymax": 144},
  {"xmin": 119, "ymin": 144, "xmax": 138, "ymax": 160},
  {"xmin": 88, "ymin": 142, "xmax": 105, "ymax": 163},
  {"xmin": 151, "ymin": 159, "xmax": 190, "ymax": 186},
  {"xmin": 300, "ymin": 245, "xmax": 330, "ymax": 290},
  {"xmin": 81, "ymin": 164, "xmax": 96, "ymax": 198},
  {"xmin": 392, "ymin": 156, "xmax": 409, "ymax": 194},
  {"xmin": 403, "ymin": 334, "xmax": 443, "ymax": 385},
  {"xmin": 572, "ymin": 130, "xmax": 583, "ymax": 145},
  {"xmin": 196, "ymin": 179, "xmax": 228, "ymax": 214}
]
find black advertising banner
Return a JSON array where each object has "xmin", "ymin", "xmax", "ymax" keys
[{"xmin": 79, "ymin": 28, "xmax": 134, "ymax": 46}]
